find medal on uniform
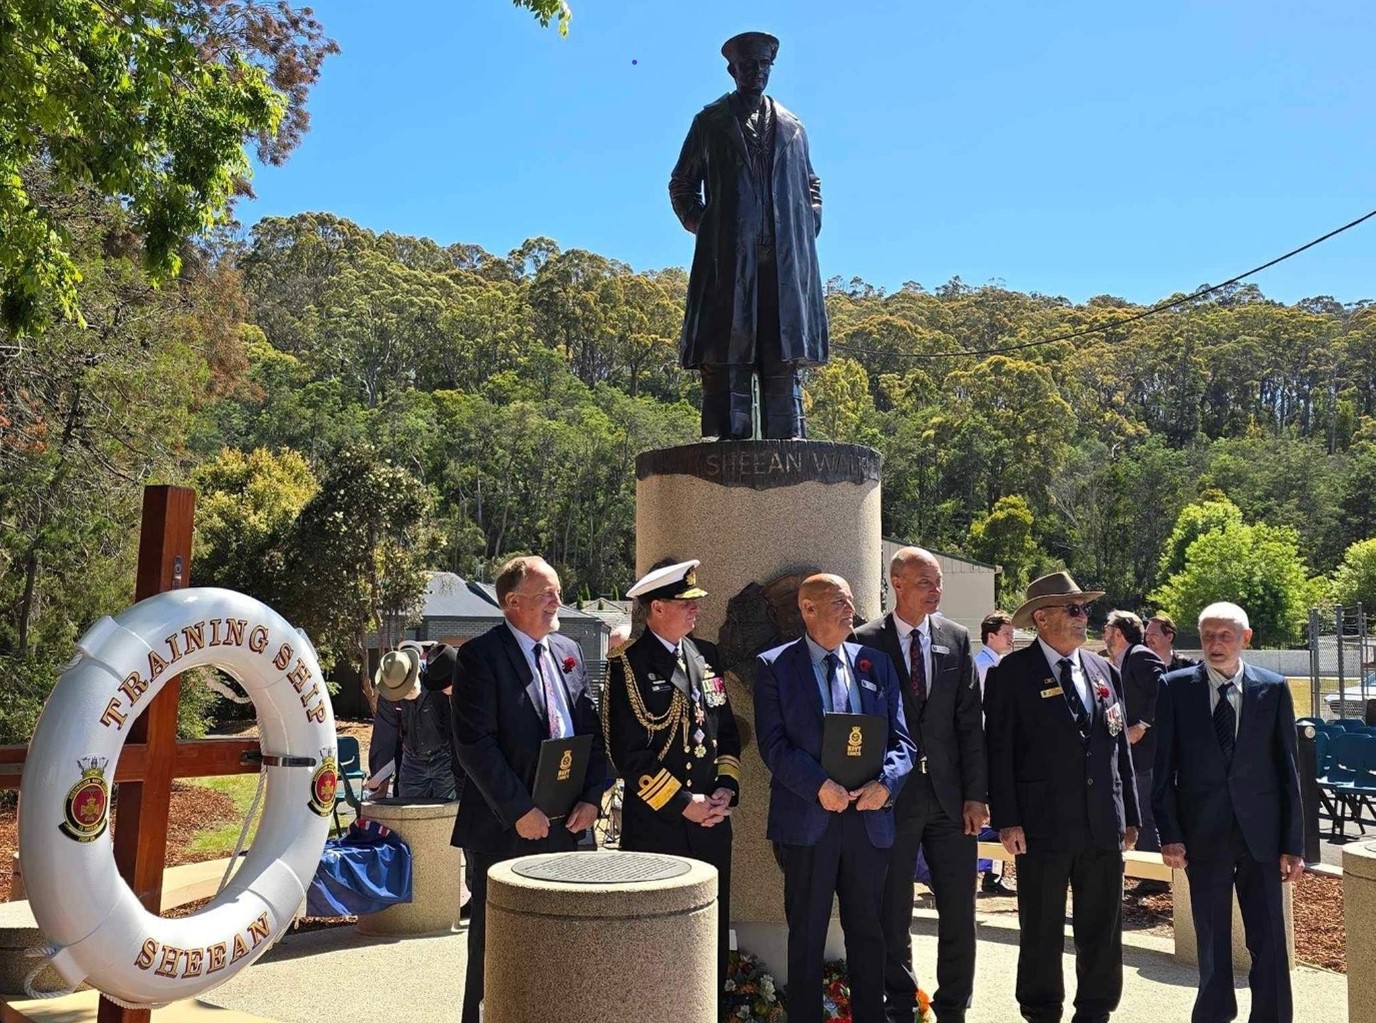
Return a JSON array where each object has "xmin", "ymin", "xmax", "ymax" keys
[
  {"xmin": 693, "ymin": 728, "xmax": 707, "ymax": 759},
  {"xmin": 704, "ymin": 675, "xmax": 727, "ymax": 707},
  {"xmin": 695, "ymin": 705, "xmax": 706, "ymax": 724}
]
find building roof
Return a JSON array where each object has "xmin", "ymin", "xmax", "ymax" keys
[
  {"xmin": 880, "ymin": 537, "xmax": 999, "ymax": 572},
  {"xmin": 465, "ymin": 579, "xmax": 602, "ymax": 621},
  {"xmin": 578, "ymin": 598, "xmax": 633, "ymax": 632},
  {"xmin": 421, "ymin": 572, "xmax": 505, "ymax": 619}
]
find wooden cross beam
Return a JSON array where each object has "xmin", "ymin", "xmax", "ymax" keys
[{"xmin": 0, "ymin": 486, "xmax": 268, "ymax": 1023}]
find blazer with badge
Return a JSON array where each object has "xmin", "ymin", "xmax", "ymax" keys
[
  {"xmin": 755, "ymin": 638, "xmax": 917, "ymax": 848},
  {"xmin": 851, "ymin": 611, "xmax": 986, "ymax": 821},
  {"xmin": 1152, "ymin": 663, "xmax": 1303, "ymax": 863},
  {"xmin": 449, "ymin": 623, "xmax": 610, "ymax": 853},
  {"xmin": 604, "ymin": 632, "xmax": 742, "ymax": 838},
  {"xmin": 985, "ymin": 643, "xmax": 1139, "ymax": 853}
]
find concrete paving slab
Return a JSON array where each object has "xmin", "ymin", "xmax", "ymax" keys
[{"xmin": 187, "ymin": 904, "xmax": 1347, "ymax": 1023}]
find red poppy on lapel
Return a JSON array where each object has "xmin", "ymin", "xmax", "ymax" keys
[
  {"xmin": 1095, "ymin": 681, "xmax": 1111, "ymax": 701},
  {"xmin": 562, "ymin": 656, "xmax": 577, "ymax": 673},
  {"xmin": 857, "ymin": 657, "xmax": 872, "ymax": 673}
]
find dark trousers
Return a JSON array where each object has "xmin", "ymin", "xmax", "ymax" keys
[
  {"xmin": 1186, "ymin": 826, "xmax": 1292, "ymax": 1023},
  {"xmin": 780, "ymin": 810, "xmax": 890, "ymax": 1023},
  {"xmin": 621, "ymin": 818, "xmax": 733, "ymax": 1018},
  {"xmin": 699, "ymin": 246, "xmax": 804, "ymax": 440},
  {"xmin": 1131, "ymin": 755, "xmax": 1159, "ymax": 853},
  {"xmin": 1015, "ymin": 847, "xmax": 1124, "ymax": 1023},
  {"xmin": 883, "ymin": 776, "xmax": 976, "ymax": 1023},
  {"xmin": 461, "ymin": 829, "xmax": 580, "ymax": 1023}
]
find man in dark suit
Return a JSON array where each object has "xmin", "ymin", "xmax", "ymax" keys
[
  {"xmin": 1103, "ymin": 610, "xmax": 1167, "ymax": 877},
  {"xmin": 1145, "ymin": 612, "xmax": 1201, "ymax": 673},
  {"xmin": 604, "ymin": 559, "xmax": 742, "ymax": 1017},
  {"xmin": 449, "ymin": 555, "xmax": 610, "ymax": 1023},
  {"xmin": 756, "ymin": 573, "xmax": 917, "ymax": 1023},
  {"xmin": 986, "ymin": 572, "xmax": 1139, "ymax": 1023},
  {"xmin": 1153, "ymin": 601, "xmax": 1304, "ymax": 1023},
  {"xmin": 852, "ymin": 547, "xmax": 986, "ymax": 1023}
]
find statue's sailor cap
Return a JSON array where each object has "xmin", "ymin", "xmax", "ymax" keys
[
  {"xmin": 627, "ymin": 560, "xmax": 709, "ymax": 603},
  {"xmin": 721, "ymin": 31, "xmax": 780, "ymax": 62}
]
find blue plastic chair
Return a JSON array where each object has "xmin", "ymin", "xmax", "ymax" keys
[
  {"xmin": 333, "ymin": 735, "xmax": 366, "ymax": 835},
  {"xmin": 1319, "ymin": 732, "xmax": 1376, "ymax": 836}
]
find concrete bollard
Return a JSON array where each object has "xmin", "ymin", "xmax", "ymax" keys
[
  {"xmin": 1343, "ymin": 840, "xmax": 1376, "ymax": 1023},
  {"xmin": 356, "ymin": 798, "xmax": 466, "ymax": 936},
  {"xmin": 484, "ymin": 851, "xmax": 717, "ymax": 1023}
]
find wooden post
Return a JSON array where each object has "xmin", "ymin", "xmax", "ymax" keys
[{"xmin": 97, "ymin": 486, "xmax": 195, "ymax": 1023}]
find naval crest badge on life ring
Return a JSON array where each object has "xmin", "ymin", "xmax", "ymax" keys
[{"xmin": 59, "ymin": 756, "xmax": 111, "ymax": 843}]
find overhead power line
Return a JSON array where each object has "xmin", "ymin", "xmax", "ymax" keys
[{"xmin": 831, "ymin": 207, "xmax": 1376, "ymax": 361}]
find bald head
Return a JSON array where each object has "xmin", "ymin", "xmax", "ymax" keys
[
  {"xmin": 890, "ymin": 546, "xmax": 942, "ymax": 627},
  {"xmin": 799, "ymin": 574, "xmax": 855, "ymax": 650}
]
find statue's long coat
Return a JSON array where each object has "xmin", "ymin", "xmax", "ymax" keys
[{"xmin": 669, "ymin": 94, "xmax": 829, "ymax": 369}]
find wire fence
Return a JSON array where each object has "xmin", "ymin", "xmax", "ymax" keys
[{"xmin": 1308, "ymin": 604, "xmax": 1372, "ymax": 719}]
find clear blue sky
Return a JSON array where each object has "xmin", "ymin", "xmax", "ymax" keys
[{"xmin": 243, "ymin": 0, "xmax": 1376, "ymax": 306}]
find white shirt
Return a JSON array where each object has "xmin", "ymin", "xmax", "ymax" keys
[
  {"xmin": 1037, "ymin": 638, "xmax": 1091, "ymax": 711},
  {"xmin": 1206, "ymin": 662, "xmax": 1245, "ymax": 737},
  {"xmin": 894, "ymin": 612, "xmax": 932, "ymax": 691},
  {"xmin": 974, "ymin": 645, "xmax": 1002, "ymax": 692},
  {"xmin": 506, "ymin": 622, "xmax": 574, "ymax": 738}
]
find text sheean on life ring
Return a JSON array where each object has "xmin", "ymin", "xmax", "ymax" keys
[{"xmin": 19, "ymin": 588, "xmax": 336, "ymax": 1005}]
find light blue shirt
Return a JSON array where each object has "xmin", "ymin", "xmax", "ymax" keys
[
  {"xmin": 805, "ymin": 635, "xmax": 856, "ymax": 713},
  {"xmin": 507, "ymin": 622, "xmax": 574, "ymax": 738}
]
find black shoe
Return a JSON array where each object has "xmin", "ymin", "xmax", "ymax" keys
[{"xmin": 981, "ymin": 874, "xmax": 1015, "ymax": 895}]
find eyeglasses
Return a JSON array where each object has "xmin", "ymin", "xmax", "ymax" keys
[{"xmin": 1054, "ymin": 603, "xmax": 1092, "ymax": 618}]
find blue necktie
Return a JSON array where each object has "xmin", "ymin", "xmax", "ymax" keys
[
  {"xmin": 1214, "ymin": 681, "xmax": 1236, "ymax": 764},
  {"xmin": 826, "ymin": 653, "xmax": 849, "ymax": 713},
  {"xmin": 1059, "ymin": 657, "xmax": 1090, "ymax": 735}
]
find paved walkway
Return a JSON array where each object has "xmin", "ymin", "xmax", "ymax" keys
[{"xmin": 190, "ymin": 903, "xmax": 1347, "ymax": 1023}]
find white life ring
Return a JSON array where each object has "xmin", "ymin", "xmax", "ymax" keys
[{"xmin": 18, "ymin": 588, "xmax": 337, "ymax": 1004}]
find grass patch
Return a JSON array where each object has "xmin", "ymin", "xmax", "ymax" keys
[{"xmin": 183, "ymin": 775, "xmax": 265, "ymax": 857}]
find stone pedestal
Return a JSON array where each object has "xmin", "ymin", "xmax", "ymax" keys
[
  {"xmin": 1170, "ymin": 866, "xmax": 1294, "ymax": 970},
  {"xmin": 1344, "ymin": 841, "xmax": 1376, "ymax": 1023},
  {"xmin": 484, "ymin": 850, "xmax": 717, "ymax": 1023},
  {"xmin": 636, "ymin": 440, "xmax": 883, "ymax": 979},
  {"xmin": 356, "ymin": 799, "xmax": 466, "ymax": 936}
]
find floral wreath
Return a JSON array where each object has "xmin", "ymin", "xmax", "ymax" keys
[
  {"xmin": 725, "ymin": 950, "xmax": 784, "ymax": 1021},
  {"xmin": 821, "ymin": 959, "xmax": 933, "ymax": 1023},
  {"xmin": 724, "ymin": 952, "xmax": 933, "ymax": 1023}
]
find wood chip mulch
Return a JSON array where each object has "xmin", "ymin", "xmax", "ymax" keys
[{"xmin": 1121, "ymin": 874, "xmax": 1346, "ymax": 973}]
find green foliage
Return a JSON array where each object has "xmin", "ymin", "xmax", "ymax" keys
[
  {"xmin": 1157, "ymin": 495, "xmax": 1245, "ymax": 582},
  {"xmin": 1150, "ymin": 510, "xmax": 1313, "ymax": 646},
  {"xmin": 967, "ymin": 496, "xmax": 1046, "ymax": 605},
  {"xmin": 0, "ymin": 1, "xmax": 337, "ymax": 336},
  {"xmin": 279, "ymin": 446, "xmax": 439, "ymax": 696},
  {"xmin": 190, "ymin": 446, "xmax": 319, "ymax": 602},
  {"xmin": 805, "ymin": 358, "xmax": 881, "ymax": 445},
  {"xmin": 514, "ymin": 0, "xmax": 571, "ymax": 35},
  {"xmin": 1332, "ymin": 538, "xmax": 1376, "ymax": 612}
]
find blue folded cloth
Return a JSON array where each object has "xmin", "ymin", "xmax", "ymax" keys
[{"xmin": 306, "ymin": 819, "xmax": 413, "ymax": 917}]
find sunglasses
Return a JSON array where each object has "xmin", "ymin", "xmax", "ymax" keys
[{"xmin": 1054, "ymin": 603, "xmax": 1092, "ymax": 618}]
